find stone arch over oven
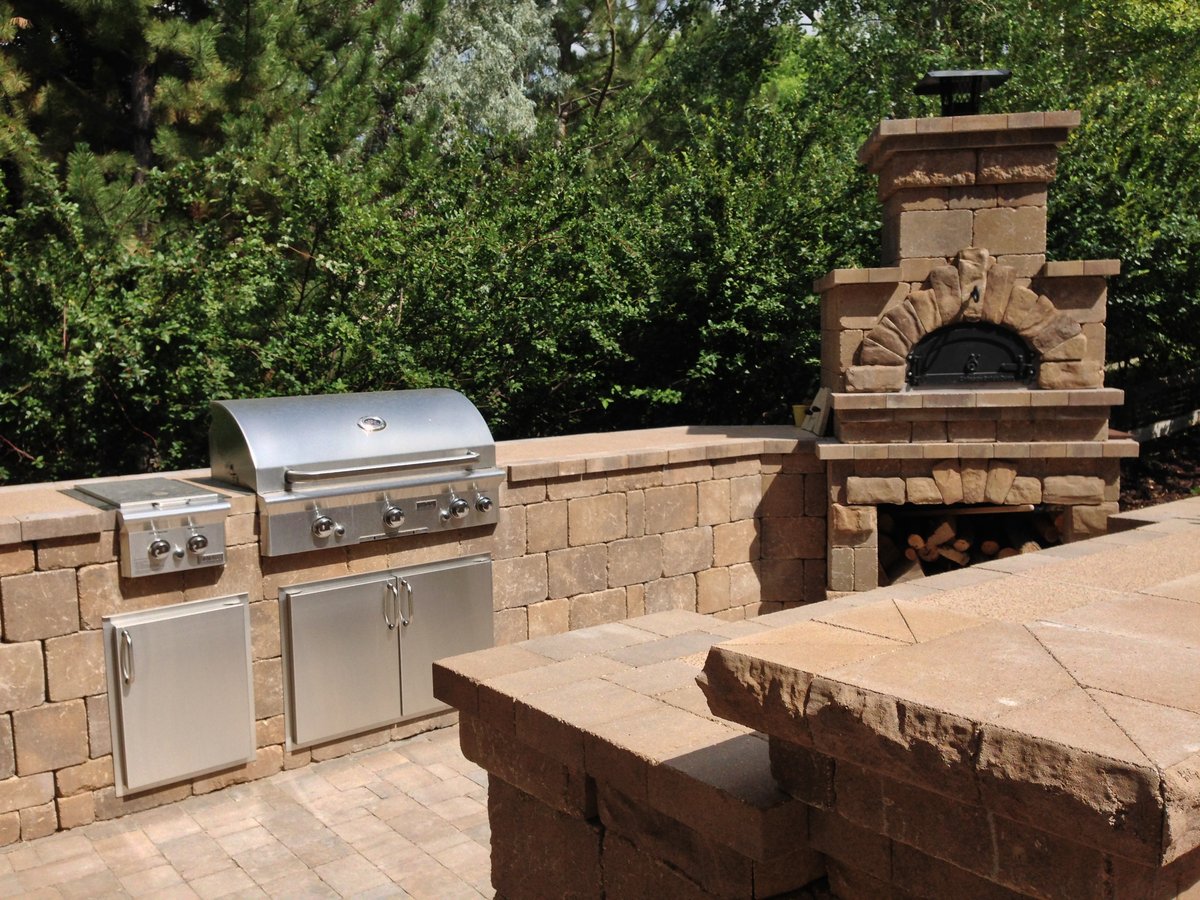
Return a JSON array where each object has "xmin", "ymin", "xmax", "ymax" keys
[{"xmin": 855, "ymin": 248, "xmax": 1090, "ymax": 389}]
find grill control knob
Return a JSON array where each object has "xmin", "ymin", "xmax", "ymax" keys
[
  {"xmin": 448, "ymin": 498, "xmax": 470, "ymax": 519},
  {"xmin": 383, "ymin": 506, "xmax": 406, "ymax": 529},
  {"xmin": 312, "ymin": 516, "xmax": 336, "ymax": 538},
  {"xmin": 148, "ymin": 538, "xmax": 172, "ymax": 560},
  {"xmin": 186, "ymin": 534, "xmax": 209, "ymax": 554},
  {"xmin": 475, "ymin": 496, "xmax": 494, "ymax": 513}
]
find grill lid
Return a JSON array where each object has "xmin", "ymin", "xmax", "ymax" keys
[{"xmin": 209, "ymin": 389, "xmax": 497, "ymax": 495}]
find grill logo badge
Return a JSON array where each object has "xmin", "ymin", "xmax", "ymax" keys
[{"xmin": 356, "ymin": 415, "xmax": 387, "ymax": 433}]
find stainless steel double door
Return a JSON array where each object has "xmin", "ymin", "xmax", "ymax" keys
[{"xmin": 280, "ymin": 555, "xmax": 492, "ymax": 749}]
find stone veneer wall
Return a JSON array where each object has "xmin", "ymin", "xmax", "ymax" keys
[{"xmin": 0, "ymin": 426, "xmax": 825, "ymax": 844}]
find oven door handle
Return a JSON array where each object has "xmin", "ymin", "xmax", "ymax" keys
[{"xmin": 284, "ymin": 452, "xmax": 480, "ymax": 485}]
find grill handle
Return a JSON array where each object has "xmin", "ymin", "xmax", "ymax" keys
[{"xmin": 284, "ymin": 452, "xmax": 481, "ymax": 485}]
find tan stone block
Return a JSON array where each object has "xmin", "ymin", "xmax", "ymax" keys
[
  {"xmin": 0, "ymin": 642, "xmax": 45, "ymax": 715},
  {"xmin": 260, "ymin": 547, "xmax": 348, "ymax": 600},
  {"xmin": 625, "ymin": 584, "xmax": 646, "ymax": 618},
  {"xmin": 1082, "ymin": 322, "xmax": 1106, "ymax": 365},
  {"xmin": 608, "ymin": 535, "xmax": 663, "ymax": 588},
  {"xmin": 997, "ymin": 183, "xmax": 1048, "ymax": 207},
  {"xmin": 1000, "ymin": 284, "xmax": 1039, "ymax": 332},
  {"xmin": 526, "ymin": 501, "xmax": 568, "ymax": 553},
  {"xmin": 1064, "ymin": 502, "xmax": 1118, "ymax": 540},
  {"xmin": 905, "ymin": 477, "xmax": 941, "ymax": 504},
  {"xmin": 77, "ymin": 563, "xmax": 178, "ymax": 630},
  {"xmin": 808, "ymin": 809, "xmax": 890, "ymax": 880},
  {"xmin": 256, "ymin": 715, "xmax": 284, "ymax": 747},
  {"xmin": 1, "ymin": 569, "xmax": 78, "ymax": 641},
  {"xmin": 929, "ymin": 264, "xmax": 962, "ymax": 324},
  {"xmin": 527, "ymin": 598, "xmax": 569, "ymax": 638},
  {"xmin": 845, "ymin": 364, "xmax": 905, "ymax": 392},
  {"xmin": 0, "ymin": 810, "xmax": 15, "ymax": 845},
  {"xmin": 493, "ymin": 608, "xmax": 528, "ymax": 645},
  {"xmin": 960, "ymin": 466, "xmax": 988, "ymax": 504},
  {"xmin": 499, "ymin": 480, "xmax": 546, "ymax": 507},
  {"xmin": 606, "ymin": 467, "xmax": 663, "ymax": 492},
  {"xmin": 546, "ymin": 473, "xmax": 606, "ymax": 501},
  {"xmin": 645, "ymin": 574, "xmax": 696, "ymax": 613},
  {"xmin": 621, "ymin": 489, "xmax": 645, "ymax": 539},
  {"xmin": 0, "ymin": 717, "xmax": 11, "ymax": 780},
  {"xmin": 828, "ymin": 547, "xmax": 854, "ymax": 592},
  {"xmin": 308, "ymin": 725, "xmax": 390, "ymax": 762},
  {"xmin": 547, "ymin": 545, "xmax": 607, "ymax": 599},
  {"xmin": 983, "ymin": 462, "xmax": 1018, "ymax": 504},
  {"xmin": 974, "ymin": 206, "xmax": 1046, "ymax": 256},
  {"xmin": 980, "ymin": 262, "xmax": 1016, "ymax": 324},
  {"xmin": 56, "ymin": 792, "xmax": 95, "ymax": 830},
  {"xmin": 879, "ymin": 150, "xmax": 976, "ymax": 197},
  {"xmin": 1041, "ymin": 332, "xmax": 1087, "ymax": 361},
  {"xmin": 20, "ymin": 800, "xmax": 56, "ymax": 840},
  {"xmin": 885, "ymin": 187, "xmax": 949, "ymax": 212},
  {"xmin": 35, "ymin": 532, "xmax": 117, "ymax": 570},
  {"xmin": 1043, "ymin": 475, "xmax": 1105, "ymax": 505},
  {"xmin": 252, "ymin": 657, "xmax": 282, "ymax": 720},
  {"xmin": 696, "ymin": 568, "xmax": 731, "ymax": 615},
  {"xmin": 44, "ymin": 631, "xmax": 104, "ymax": 702},
  {"xmin": 947, "ymin": 419, "xmax": 996, "ymax": 442},
  {"xmin": 223, "ymin": 512, "xmax": 256, "ymax": 546},
  {"xmin": 661, "ymin": 526, "xmax": 713, "ymax": 577},
  {"xmin": 644, "ymin": 485, "xmax": 697, "ymax": 535},
  {"xmin": 1036, "ymin": 275, "xmax": 1106, "ymax": 323},
  {"xmin": 569, "ymin": 589, "xmax": 628, "ymax": 629},
  {"xmin": 763, "ymin": 518, "xmax": 826, "ymax": 560},
  {"xmin": 759, "ymin": 473, "xmax": 807, "ymax": 518},
  {"xmin": 697, "ymin": 480, "xmax": 730, "ymax": 526},
  {"xmin": 947, "ymin": 185, "xmax": 997, "ymax": 209},
  {"xmin": 713, "ymin": 521, "xmax": 760, "ymax": 567},
  {"xmin": 489, "ymin": 778, "xmax": 601, "ymax": 900},
  {"xmin": 83, "ymin": 695, "xmax": 111, "ymax": 760},
  {"xmin": 996, "ymin": 253, "xmax": 1046, "ymax": 277},
  {"xmin": 55, "ymin": 755, "xmax": 113, "ymax": 796},
  {"xmin": 912, "ymin": 420, "xmax": 948, "ymax": 442},
  {"xmin": 13, "ymin": 701, "xmax": 88, "ymax": 775},
  {"xmin": 728, "ymin": 562, "xmax": 762, "ymax": 606},
  {"xmin": 662, "ymin": 461, "xmax": 712, "ymax": 486},
  {"xmin": 978, "ymin": 146, "xmax": 1058, "ymax": 184},
  {"xmin": 568, "ymin": 494, "xmax": 626, "ymax": 546},
  {"xmin": 830, "ymin": 504, "xmax": 876, "ymax": 545},
  {"xmin": 861, "ymin": 320, "xmax": 908, "ymax": 362},
  {"xmin": 883, "ymin": 302, "xmax": 925, "ymax": 346},
  {"xmin": 0, "ymin": 545, "xmax": 35, "ymax": 577},
  {"xmin": 831, "ymin": 282, "xmax": 908, "ymax": 330},
  {"xmin": 896, "ymin": 208, "xmax": 974, "ymax": 259},
  {"xmin": 493, "ymin": 554, "xmax": 547, "ymax": 609},
  {"xmin": 0, "ymin": 772, "xmax": 53, "ymax": 815},
  {"xmin": 492, "ymin": 505, "xmax": 525, "ymax": 560},
  {"xmin": 845, "ymin": 477, "xmax": 904, "ymax": 505},
  {"xmin": 243, "ymin": 599, "xmax": 280, "ymax": 661}
]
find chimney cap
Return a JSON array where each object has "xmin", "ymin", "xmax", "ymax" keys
[{"xmin": 914, "ymin": 69, "xmax": 1011, "ymax": 116}]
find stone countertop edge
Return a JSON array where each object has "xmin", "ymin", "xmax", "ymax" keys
[
  {"xmin": 0, "ymin": 425, "xmax": 814, "ymax": 546},
  {"xmin": 696, "ymin": 508, "xmax": 1200, "ymax": 868}
]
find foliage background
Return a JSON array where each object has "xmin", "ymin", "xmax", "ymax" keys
[{"xmin": 0, "ymin": 0, "xmax": 1197, "ymax": 483}]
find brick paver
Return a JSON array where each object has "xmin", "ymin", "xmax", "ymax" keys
[{"xmin": 0, "ymin": 726, "xmax": 493, "ymax": 898}]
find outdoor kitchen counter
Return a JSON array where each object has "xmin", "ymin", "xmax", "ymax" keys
[
  {"xmin": 699, "ymin": 495, "xmax": 1200, "ymax": 897},
  {"xmin": 0, "ymin": 426, "xmax": 813, "ymax": 545}
]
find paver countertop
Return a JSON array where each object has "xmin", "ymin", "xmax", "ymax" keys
[
  {"xmin": 699, "ymin": 496, "xmax": 1200, "ymax": 868},
  {"xmin": 0, "ymin": 425, "xmax": 812, "ymax": 545}
]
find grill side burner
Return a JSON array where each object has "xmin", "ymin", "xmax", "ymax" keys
[{"xmin": 209, "ymin": 389, "xmax": 503, "ymax": 557}]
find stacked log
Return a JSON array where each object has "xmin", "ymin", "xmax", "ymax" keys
[{"xmin": 881, "ymin": 510, "xmax": 1061, "ymax": 585}]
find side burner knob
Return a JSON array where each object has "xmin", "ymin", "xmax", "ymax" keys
[
  {"xmin": 475, "ymin": 496, "xmax": 494, "ymax": 513},
  {"xmin": 148, "ymin": 538, "xmax": 172, "ymax": 560},
  {"xmin": 312, "ymin": 516, "xmax": 336, "ymax": 538},
  {"xmin": 186, "ymin": 534, "xmax": 209, "ymax": 554},
  {"xmin": 383, "ymin": 506, "xmax": 406, "ymax": 529},
  {"xmin": 448, "ymin": 498, "xmax": 470, "ymax": 519}
]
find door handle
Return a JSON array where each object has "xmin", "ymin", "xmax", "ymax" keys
[
  {"xmin": 119, "ymin": 630, "xmax": 134, "ymax": 683},
  {"xmin": 400, "ymin": 578, "xmax": 413, "ymax": 627},
  {"xmin": 384, "ymin": 579, "xmax": 398, "ymax": 629}
]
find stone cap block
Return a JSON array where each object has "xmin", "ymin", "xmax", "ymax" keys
[
  {"xmin": 813, "ymin": 267, "xmax": 903, "ymax": 293},
  {"xmin": 815, "ymin": 438, "xmax": 1138, "ymax": 461},
  {"xmin": 1042, "ymin": 259, "xmax": 1121, "ymax": 277},
  {"xmin": 859, "ymin": 112, "xmax": 1080, "ymax": 170},
  {"xmin": 700, "ymin": 522, "xmax": 1200, "ymax": 865},
  {"xmin": 831, "ymin": 388, "xmax": 1124, "ymax": 411}
]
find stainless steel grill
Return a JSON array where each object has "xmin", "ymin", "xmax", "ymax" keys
[{"xmin": 209, "ymin": 389, "xmax": 503, "ymax": 557}]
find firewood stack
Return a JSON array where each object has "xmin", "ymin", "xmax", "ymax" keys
[{"xmin": 878, "ymin": 509, "xmax": 1062, "ymax": 585}]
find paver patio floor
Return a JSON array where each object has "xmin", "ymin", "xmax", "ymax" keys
[{"xmin": 0, "ymin": 726, "xmax": 493, "ymax": 898}]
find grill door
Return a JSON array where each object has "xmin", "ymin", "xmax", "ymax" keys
[
  {"xmin": 282, "ymin": 574, "xmax": 403, "ymax": 749},
  {"xmin": 104, "ymin": 595, "xmax": 255, "ymax": 796},
  {"xmin": 399, "ymin": 556, "xmax": 494, "ymax": 717}
]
